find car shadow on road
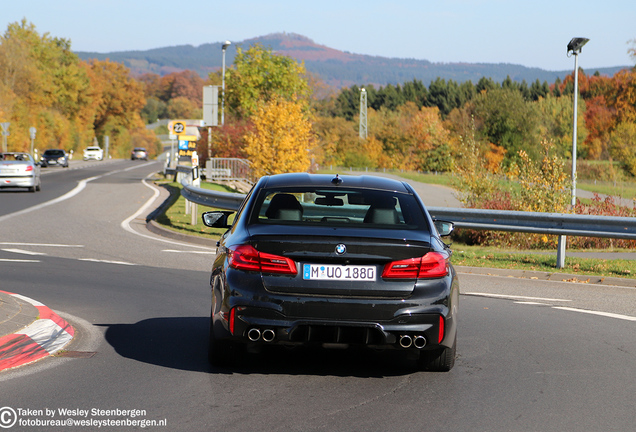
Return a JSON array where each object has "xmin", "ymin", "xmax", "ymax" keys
[{"xmin": 99, "ymin": 317, "xmax": 423, "ymax": 378}]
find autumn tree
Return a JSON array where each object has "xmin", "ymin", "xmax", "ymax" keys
[
  {"xmin": 87, "ymin": 59, "xmax": 156, "ymax": 157},
  {"xmin": 243, "ymin": 98, "xmax": 313, "ymax": 177},
  {"xmin": 0, "ymin": 20, "xmax": 94, "ymax": 151}
]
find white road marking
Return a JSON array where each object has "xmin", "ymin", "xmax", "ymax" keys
[
  {"xmin": 464, "ymin": 292, "xmax": 572, "ymax": 302},
  {"xmin": 0, "ymin": 258, "xmax": 40, "ymax": 263},
  {"xmin": 78, "ymin": 258, "xmax": 136, "ymax": 266},
  {"xmin": 466, "ymin": 292, "xmax": 636, "ymax": 323},
  {"xmin": 162, "ymin": 249, "xmax": 215, "ymax": 254},
  {"xmin": 553, "ymin": 307, "xmax": 636, "ymax": 322},
  {"xmin": 2, "ymin": 248, "xmax": 47, "ymax": 256},
  {"xmin": 0, "ymin": 242, "xmax": 83, "ymax": 248},
  {"xmin": 119, "ymin": 174, "xmax": 215, "ymax": 251}
]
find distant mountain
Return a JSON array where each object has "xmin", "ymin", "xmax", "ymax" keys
[{"xmin": 75, "ymin": 32, "xmax": 630, "ymax": 89}]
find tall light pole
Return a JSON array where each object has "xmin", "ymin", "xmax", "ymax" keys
[
  {"xmin": 567, "ymin": 37, "xmax": 589, "ymax": 207},
  {"xmin": 359, "ymin": 88, "xmax": 367, "ymax": 139},
  {"xmin": 221, "ymin": 40, "xmax": 231, "ymax": 126},
  {"xmin": 557, "ymin": 37, "xmax": 589, "ymax": 269}
]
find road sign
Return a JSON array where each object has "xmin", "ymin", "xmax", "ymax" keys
[
  {"xmin": 29, "ymin": 127, "xmax": 36, "ymax": 140},
  {"xmin": 169, "ymin": 121, "xmax": 187, "ymax": 135},
  {"xmin": 177, "ymin": 134, "xmax": 197, "ymax": 142}
]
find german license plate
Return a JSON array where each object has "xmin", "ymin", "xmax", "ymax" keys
[{"xmin": 303, "ymin": 264, "xmax": 376, "ymax": 281}]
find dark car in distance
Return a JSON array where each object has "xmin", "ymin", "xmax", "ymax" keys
[
  {"xmin": 130, "ymin": 147, "xmax": 148, "ymax": 161},
  {"xmin": 202, "ymin": 173, "xmax": 459, "ymax": 371},
  {"xmin": 40, "ymin": 149, "xmax": 69, "ymax": 168}
]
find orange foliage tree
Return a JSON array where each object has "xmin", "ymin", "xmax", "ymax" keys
[{"xmin": 243, "ymin": 98, "xmax": 313, "ymax": 177}]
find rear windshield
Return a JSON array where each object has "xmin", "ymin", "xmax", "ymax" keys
[
  {"xmin": 250, "ymin": 187, "xmax": 428, "ymax": 230},
  {"xmin": 44, "ymin": 150, "xmax": 65, "ymax": 156},
  {"xmin": 0, "ymin": 153, "xmax": 32, "ymax": 161}
]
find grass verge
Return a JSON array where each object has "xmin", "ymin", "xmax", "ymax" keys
[
  {"xmin": 153, "ymin": 180, "xmax": 235, "ymax": 240},
  {"xmin": 453, "ymin": 245, "xmax": 636, "ymax": 279}
]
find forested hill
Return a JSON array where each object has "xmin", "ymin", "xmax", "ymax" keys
[{"xmin": 75, "ymin": 32, "xmax": 629, "ymax": 88}]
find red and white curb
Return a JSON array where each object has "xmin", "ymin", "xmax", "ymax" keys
[{"xmin": 0, "ymin": 290, "xmax": 74, "ymax": 371}]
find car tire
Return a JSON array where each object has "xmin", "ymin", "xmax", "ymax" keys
[
  {"xmin": 207, "ymin": 283, "xmax": 239, "ymax": 368},
  {"xmin": 416, "ymin": 334, "xmax": 456, "ymax": 372},
  {"xmin": 29, "ymin": 185, "xmax": 36, "ymax": 192}
]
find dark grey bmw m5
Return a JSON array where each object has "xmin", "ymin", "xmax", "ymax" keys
[{"xmin": 202, "ymin": 173, "xmax": 459, "ymax": 371}]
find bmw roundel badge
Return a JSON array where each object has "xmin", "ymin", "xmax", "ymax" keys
[{"xmin": 335, "ymin": 244, "xmax": 347, "ymax": 255}]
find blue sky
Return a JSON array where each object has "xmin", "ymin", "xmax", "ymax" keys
[{"xmin": 4, "ymin": 0, "xmax": 635, "ymax": 71}]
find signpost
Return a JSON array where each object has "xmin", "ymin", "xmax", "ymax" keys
[
  {"xmin": 29, "ymin": 127, "xmax": 36, "ymax": 156},
  {"xmin": 1, "ymin": 122, "xmax": 9, "ymax": 152},
  {"xmin": 168, "ymin": 120, "xmax": 189, "ymax": 167}
]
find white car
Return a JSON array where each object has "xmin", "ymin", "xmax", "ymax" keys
[
  {"xmin": 0, "ymin": 152, "xmax": 41, "ymax": 192},
  {"xmin": 83, "ymin": 146, "xmax": 104, "ymax": 161}
]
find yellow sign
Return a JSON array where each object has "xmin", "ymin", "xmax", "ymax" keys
[
  {"xmin": 169, "ymin": 121, "xmax": 187, "ymax": 135},
  {"xmin": 178, "ymin": 134, "xmax": 198, "ymax": 142}
]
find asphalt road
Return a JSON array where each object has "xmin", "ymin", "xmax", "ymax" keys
[{"xmin": 1, "ymin": 161, "xmax": 635, "ymax": 431}]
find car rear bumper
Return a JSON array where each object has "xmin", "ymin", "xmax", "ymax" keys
[
  {"xmin": 231, "ymin": 309, "xmax": 454, "ymax": 351},
  {"xmin": 213, "ymin": 271, "xmax": 459, "ymax": 351},
  {"xmin": 0, "ymin": 176, "xmax": 37, "ymax": 188}
]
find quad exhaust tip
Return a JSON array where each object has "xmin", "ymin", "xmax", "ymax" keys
[
  {"xmin": 413, "ymin": 335, "xmax": 427, "ymax": 349},
  {"xmin": 247, "ymin": 328, "xmax": 261, "ymax": 342},
  {"xmin": 247, "ymin": 328, "xmax": 276, "ymax": 342},
  {"xmin": 399, "ymin": 335, "xmax": 413, "ymax": 348},
  {"xmin": 262, "ymin": 329, "xmax": 276, "ymax": 342},
  {"xmin": 399, "ymin": 334, "xmax": 426, "ymax": 349}
]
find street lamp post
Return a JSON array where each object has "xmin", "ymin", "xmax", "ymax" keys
[
  {"xmin": 221, "ymin": 40, "xmax": 231, "ymax": 126},
  {"xmin": 567, "ymin": 37, "xmax": 589, "ymax": 207},
  {"xmin": 557, "ymin": 37, "xmax": 589, "ymax": 269}
]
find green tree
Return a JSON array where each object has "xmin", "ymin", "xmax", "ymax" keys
[
  {"xmin": 225, "ymin": 44, "xmax": 311, "ymax": 119},
  {"xmin": 535, "ymin": 95, "xmax": 587, "ymax": 159},
  {"xmin": 472, "ymin": 88, "xmax": 540, "ymax": 163},
  {"xmin": 609, "ymin": 121, "xmax": 636, "ymax": 176}
]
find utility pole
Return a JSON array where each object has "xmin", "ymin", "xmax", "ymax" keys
[{"xmin": 359, "ymin": 88, "xmax": 367, "ymax": 139}]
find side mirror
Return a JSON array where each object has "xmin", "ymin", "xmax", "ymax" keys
[
  {"xmin": 434, "ymin": 219, "xmax": 454, "ymax": 237},
  {"xmin": 202, "ymin": 211, "xmax": 234, "ymax": 228}
]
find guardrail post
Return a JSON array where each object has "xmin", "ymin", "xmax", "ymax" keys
[
  {"xmin": 191, "ymin": 202, "xmax": 197, "ymax": 225},
  {"xmin": 556, "ymin": 235, "xmax": 566, "ymax": 268}
]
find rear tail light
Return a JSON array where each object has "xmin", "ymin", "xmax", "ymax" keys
[
  {"xmin": 26, "ymin": 165, "xmax": 33, "ymax": 172},
  {"xmin": 229, "ymin": 307, "xmax": 236, "ymax": 335},
  {"xmin": 438, "ymin": 315, "xmax": 445, "ymax": 343},
  {"xmin": 228, "ymin": 245, "xmax": 297, "ymax": 275},
  {"xmin": 382, "ymin": 252, "xmax": 448, "ymax": 279}
]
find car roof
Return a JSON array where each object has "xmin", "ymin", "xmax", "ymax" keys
[{"xmin": 261, "ymin": 173, "xmax": 411, "ymax": 193}]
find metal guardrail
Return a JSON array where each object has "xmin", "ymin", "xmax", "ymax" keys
[
  {"xmin": 179, "ymin": 172, "xmax": 636, "ymax": 239},
  {"xmin": 176, "ymin": 166, "xmax": 636, "ymax": 266},
  {"xmin": 428, "ymin": 207, "xmax": 636, "ymax": 240},
  {"xmin": 205, "ymin": 157, "xmax": 255, "ymax": 185}
]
